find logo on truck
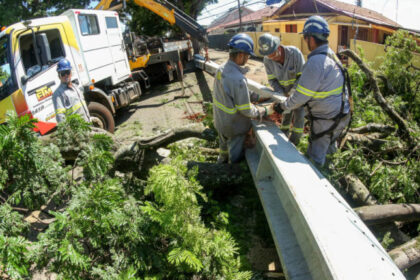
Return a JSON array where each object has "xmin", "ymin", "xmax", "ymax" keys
[{"xmin": 28, "ymin": 82, "xmax": 56, "ymax": 101}]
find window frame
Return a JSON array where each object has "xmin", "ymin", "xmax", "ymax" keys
[
  {"xmin": 78, "ymin": 13, "xmax": 101, "ymax": 36},
  {"xmin": 18, "ymin": 28, "xmax": 66, "ymax": 78},
  {"xmin": 105, "ymin": 16, "xmax": 118, "ymax": 29}
]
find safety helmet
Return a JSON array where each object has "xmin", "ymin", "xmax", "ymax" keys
[
  {"xmin": 258, "ymin": 33, "xmax": 280, "ymax": 56},
  {"xmin": 57, "ymin": 58, "xmax": 72, "ymax": 72},
  {"xmin": 301, "ymin": 15, "xmax": 330, "ymax": 41},
  {"xmin": 227, "ymin": 33, "xmax": 255, "ymax": 56}
]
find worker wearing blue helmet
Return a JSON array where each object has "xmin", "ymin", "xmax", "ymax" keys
[
  {"xmin": 213, "ymin": 33, "xmax": 273, "ymax": 163},
  {"xmin": 52, "ymin": 58, "xmax": 90, "ymax": 123},
  {"xmin": 273, "ymin": 15, "xmax": 351, "ymax": 166},
  {"xmin": 258, "ymin": 33, "xmax": 305, "ymax": 145}
]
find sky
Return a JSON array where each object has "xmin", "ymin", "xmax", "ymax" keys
[{"xmin": 197, "ymin": 0, "xmax": 420, "ymax": 31}]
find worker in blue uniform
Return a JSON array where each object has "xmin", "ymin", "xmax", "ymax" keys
[
  {"xmin": 273, "ymin": 16, "xmax": 351, "ymax": 166},
  {"xmin": 213, "ymin": 33, "xmax": 273, "ymax": 163},
  {"xmin": 53, "ymin": 58, "xmax": 90, "ymax": 123},
  {"xmin": 258, "ymin": 33, "xmax": 305, "ymax": 145}
]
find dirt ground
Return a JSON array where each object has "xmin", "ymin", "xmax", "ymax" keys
[
  {"xmin": 114, "ymin": 49, "xmax": 269, "ymax": 140},
  {"xmin": 113, "ymin": 49, "xmax": 282, "ymax": 276}
]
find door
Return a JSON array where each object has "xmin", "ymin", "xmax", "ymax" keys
[
  {"xmin": 16, "ymin": 26, "xmax": 80, "ymax": 123},
  {"xmin": 104, "ymin": 15, "xmax": 130, "ymax": 83},
  {"xmin": 340, "ymin": 26, "xmax": 348, "ymax": 47}
]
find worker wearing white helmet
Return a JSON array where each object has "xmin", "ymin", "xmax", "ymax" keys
[
  {"xmin": 273, "ymin": 16, "xmax": 351, "ymax": 166},
  {"xmin": 258, "ymin": 33, "xmax": 305, "ymax": 145}
]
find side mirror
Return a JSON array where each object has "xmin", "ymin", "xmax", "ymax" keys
[{"xmin": 21, "ymin": 75, "xmax": 28, "ymax": 85}]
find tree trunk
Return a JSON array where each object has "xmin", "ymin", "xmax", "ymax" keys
[
  {"xmin": 389, "ymin": 237, "xmax": 420, "ymax": 270},
  {"xmin": 355, "ymin": 204, "xmax": 420, "ymax": 225},
  {"xmin": 340, "ymin": 174, "xmax": 378, "ymax": 206}
]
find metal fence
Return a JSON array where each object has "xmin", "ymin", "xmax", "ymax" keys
[{"xmin": 208, "ymin": 34, "xmax": 232, "ymax": 51}]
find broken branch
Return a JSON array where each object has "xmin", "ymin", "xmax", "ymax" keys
[{"xmin": 340, "ymin": 49, "xmax": 416, "ymax": 145}]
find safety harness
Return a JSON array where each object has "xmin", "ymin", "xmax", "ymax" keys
[{"xmin": 306, "ymin": 51, "xmax": 353, "ymax": 142}]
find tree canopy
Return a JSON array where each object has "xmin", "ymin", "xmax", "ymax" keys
[
  {"xmin": 126, "ymin": 0, "xmax": 217, "ymax": 37},
  {"xmin": 0, "ymin": 0, "xmax": 92, "ymax": 26}
]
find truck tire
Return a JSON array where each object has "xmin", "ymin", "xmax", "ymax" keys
[{"xmin": 88, "ymin": 102, "xmax": 115, "ymax": 133}]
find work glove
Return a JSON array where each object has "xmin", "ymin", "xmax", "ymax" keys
[
  {"xmin": 273, "ymin": 100, "xmax": 285, "ymax": 114},
  {"xmin": 256, "ymin": 103, "xmax": 275, "ymax": 122}
]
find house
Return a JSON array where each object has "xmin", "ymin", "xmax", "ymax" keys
[
  {"xmin": 207, "ymin": 7, "xmax": 254, "ymax": 35},
  {"xmin": 258, "ymin": 0, "xmax": 420, "ymax": 66},
  {"xmin": 209, "ymin": 6, "xmax": 281, "ymax": 35}
]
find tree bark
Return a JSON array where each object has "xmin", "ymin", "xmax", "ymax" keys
[
  {"xmin": 389, "ymin": 237, "xmax": 420, "ymax": 270},
  {"xmin": 339, "ymin": 49, "xmax": 416, "ymax": 146},
  {"xmin": 355, "ymin": 204, "xmax": 420, "ymax": 225},
  {"xmin": 340, "ymin": 174, "xmax": 378, "ymax": 206},
  {"xmin": 130, "ymin": 123, "xmax": 215, "ymax": 149},
  {"xmin": 350, "ymin": 123, "xmax": 395, "ymax": 134},
  {"xmin": 344, "ymin": 132, "xmax": 389, "ymax": 149}
]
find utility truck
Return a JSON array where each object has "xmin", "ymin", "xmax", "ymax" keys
[
  {"xmin": 0, "ymin": 1, "xmax": 207, "ymax": 134},
  {"xmin": 0, "ymin": 9, "xmax": 141, "ymax": 133}
]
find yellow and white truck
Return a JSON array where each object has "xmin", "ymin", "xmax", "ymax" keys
[{"xmin": 0, "ymin": 9, "xmax": 142, "ymax": 133}]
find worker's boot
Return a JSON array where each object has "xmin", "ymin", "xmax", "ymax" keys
[{"xmin": 217, "ymin": 151, "xmax": 229, "ymax": 164}]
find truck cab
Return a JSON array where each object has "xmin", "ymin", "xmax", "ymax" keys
[{"xmin": 0, "ymin": 9, "xmax": 142, "ymax": 133}]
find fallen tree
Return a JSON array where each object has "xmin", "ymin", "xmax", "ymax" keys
[
  {"xmin": 355, "ymin": 204, "xmax": 420, "ymax": 225},
  {"xmin": 389, "ymin": 237, "xmax": 420, "ymax": 270}
]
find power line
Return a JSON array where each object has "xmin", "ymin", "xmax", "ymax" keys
[{"xmin": 198, "ymin": 0, "xmax": 266, "ymax": 21}]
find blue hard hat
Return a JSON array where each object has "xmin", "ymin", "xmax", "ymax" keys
[
  {"xmin": 57, "ymin": 58, "xmax": 72, "ymax": 72},
  {"xmin": 301, "ymin": 15, "xmax": 330, "ymax": 41},
  {"xmin": 258, "ymin": 33, "xmax": 280, "ymax": 56},
  {"xmin": 227, "ymin": 33, "xmax": 255, "ymax": 56}
]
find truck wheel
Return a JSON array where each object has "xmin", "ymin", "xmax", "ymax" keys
[{"xmin": 88, "ymin": 102, "xmax": 115, "ymax": 133}]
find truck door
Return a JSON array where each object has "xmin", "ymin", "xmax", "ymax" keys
[
  {"xmin": 16, "ymin": 26, "xmax": 82, "ymax": 123},
  {"xmin": 104, "ymin": 15, "xmax": 130, "ymax": 82}
]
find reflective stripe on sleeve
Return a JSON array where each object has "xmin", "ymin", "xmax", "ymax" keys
[
  {"xmin": 278, "ymin": 78, "xmax": 296, "ymax": 86},
  {"xmin": 235, "ymin": 103, "xmax": 251, "ymax": 111},
  {"xmin": 267, "ymin": 74, "xmax": 276, "ymax": 80},
  {"xmin": 55, "ymin": 101, "xmax": 85, "ymax": 116},
  {"xmin": 213, "ymin": 99, "xmax": 237, "ymax": 114},
  {"xmin": 296, "ymin": 84, "xmax": 343, "ymax": 99},
  {"xmin": 292, "ymin": 127, "xmax": 304, "ymax": 133}
]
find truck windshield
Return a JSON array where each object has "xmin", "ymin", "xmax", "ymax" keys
[{"xmin": 0, "ymin": 36, "xmax": 15, "ymax": 101}]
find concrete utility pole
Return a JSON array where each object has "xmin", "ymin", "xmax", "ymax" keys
[{"xmin": 237, "ymin": 0, "xmax": 242, "ymax": 32}]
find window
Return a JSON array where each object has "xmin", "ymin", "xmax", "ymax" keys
[
  {"xmin": 78, "ymin": 14, "xmax": 100, "ymax": 35},
  {"xmin": 275, "ymin": 28, "xmax": 280, "ymax": 32},
  {"xmin": 105, "ymin": 17, "xmax": 118, "ymax": 29},
  {"xmin": 19, "ymin": 29, "xmax": 65, "ymax": 77},
  {"xmin": 285, "ymin": 24, "xmax": 297, "ymax": 33},
  {"xmin": 356, "ymin": 28, "xmax": 368, "ymax": 41},
  {"xmin": 0, "ymin": 36, "xmax": 16, "ymax": 100}
]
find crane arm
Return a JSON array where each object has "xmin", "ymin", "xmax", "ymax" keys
[{"xmin": 95, "ymin": 0, "xmax": 207, "ymax": 43}]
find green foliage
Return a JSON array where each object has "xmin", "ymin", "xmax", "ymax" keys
[
  {"xmin": 381, "ymin": 232, "xmax": 394, "ymax": 250},
  {"xmin": 0, "ymin": 235, "xmax": 31, "ymax": 279},
  {"xmin": 0, "ymin": 112, "xmax": 253, "ymax": 279},
  {"xmin": 144, "ymin": 158, "xmax": 251, "ymax": 279},
  {"xmin": 0, "ymin": 0, "xmax": 92, "ymax": 26},
  {"xmin": 126, "ymin": 0, "xmax": 217, "ymax": 37},
  {"xmin": 326, "ymin": 30, "xmax": 420, "ymax": 204},
  {"xmin": 34, "ymin": 179, "xmax": 150, "ymax": 279},
  {"xmin": 0, "ymin": 204, "xmax": 29, "ymax": 237},
  {"xmin": 55, "ymin": 114, "xmax": 91, "ymax": 153},
  {"xmin": 0, "ymin": 112, "xmax": 69, "ymax": 209},
  {"xmin": 380, "ymin": 30, "xmax": 420, "ymax": 122}
]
